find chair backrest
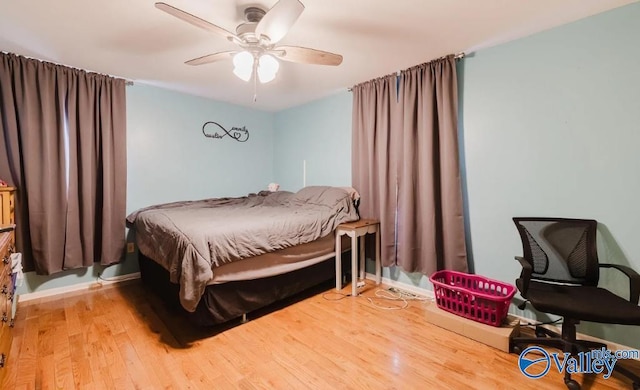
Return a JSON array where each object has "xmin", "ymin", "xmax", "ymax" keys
[{"xmin": 513, "ymin": 217, "xmax": 600, "ymax": 286}]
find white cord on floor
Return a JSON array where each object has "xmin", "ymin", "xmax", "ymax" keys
[
  {"xmin": 366, "ymin": 289, "xmax": 409, "ymax": 310},
  {"xmin": 387, "ymin": 287, "xmax": 433, "ymax": 302},
  {"xmin": 323, "ymin": 285, "xmax": 433, "ymax": 311},
  {"xmin": 97, "ymin": 273, "xmax": 121, "ymax": 283}
]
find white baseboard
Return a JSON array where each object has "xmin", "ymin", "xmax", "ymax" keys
[
  {"xmin": 18, "ymin": 272, "xmax": 141, "ymax": 303},
  {"xmin": 365, "ymin": 272, "xmax": 637, "ymax": 353},
  {"xmin": 365, "ymin": 272, "xmax": 435, "ymax": 299}
]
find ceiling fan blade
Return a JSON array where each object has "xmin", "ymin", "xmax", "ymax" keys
[
  {"xmin": 255, "ymin": 0, "xmax": 304, "ymax": 44},
  {"xmin": 185, "ymin": 51, "xmax": 238, "ymax": 66},
  {"xmin": 155, "ymin": 2, "xmax": 236, "ymax": 40},
  {"xmin": 274, "ymin": 46, "xmax": 343, "ymax": 66}
]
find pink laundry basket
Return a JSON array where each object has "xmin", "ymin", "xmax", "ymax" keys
[{"xmin": 429, "ymin": 270, "xmax": 516, "ymax": 327}]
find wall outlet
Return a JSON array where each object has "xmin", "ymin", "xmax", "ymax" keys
[{"xmin": 126, "ymin": 242, "xmax": 135, "ymax": 253}]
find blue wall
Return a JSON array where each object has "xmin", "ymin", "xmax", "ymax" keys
[
  {"xmin": 127, "ymin": 84, "xmax": 275, "ymax": 210},
  {"xmin": 273, "ymin": 92, "xmax": 352, "ymax": 191},
  {"xmin": 19, "ymin": 84, "xmax": 275, "ymax": 294},
  {"xmin": 460, "ymin": 3, "xmax": 640, "ymax": 347}
]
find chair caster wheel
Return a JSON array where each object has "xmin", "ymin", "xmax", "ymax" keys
[
  {"xmin": 535, "ymin": 329, "xmax": 547, "ymax": 338},
  {"xmin": 511, "ymin": 345, "xmax": 522, "ymax": 355},
  {"xmin": 564, "ymin": 378, "xmax": 580, "ymax": 390}
]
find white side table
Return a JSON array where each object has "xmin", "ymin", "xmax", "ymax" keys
[{"xmin": 335, "ymin": 219, "xmax": 381, "ymax": 296}]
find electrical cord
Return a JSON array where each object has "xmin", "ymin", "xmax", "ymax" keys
[
  {"xmin": 96, "ymin": 271, "xmax": 132, "ymax": 283},
  {"xmin": 366, "ymin": 289, "xmax": 409, "ymax": 310},
  {"xmin": 323, "ymin": 285, "xmax": 432, "ymax": 311},
  {"xmin": 519, "ymin": 317, "xmax": 563, "ymax": 328},
  {"xmin": 95, "ymin": 262, "xmax": 132, "ymax": 283},
  {"xmin": 386, "ymin": 287, "xmax": 433, "ymax": 302},
  {"xmin": 322, "ymin": 292, "xmax": 351, "ymax": 301}
]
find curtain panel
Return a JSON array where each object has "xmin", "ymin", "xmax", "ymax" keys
[
  {"xmin": 352, "ymin": 55, "xmax": 468, "ymax": 275},
  {"xmin": 0, "ymin": 52, "xmax": 126, "ymax": 274},
  {"xmin": 352, "ymin": 75, "xmax": 401, "ymax": 267}
]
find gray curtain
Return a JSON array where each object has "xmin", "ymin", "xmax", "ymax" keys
[
  {"xmin": 352, "ymin": 75, "xmax": 401, "ymax": 267},
  {"xmin": 352, "ymin": 55, "xmax": 468, "ymax": 275},
  {"xmin": 0, "ymin": 52, "xmax": 127, "ymax": 274}
]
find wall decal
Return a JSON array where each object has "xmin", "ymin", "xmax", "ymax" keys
[{"xmin": 202, "ymin": 121, "xmax": 250, "ymax": 142}]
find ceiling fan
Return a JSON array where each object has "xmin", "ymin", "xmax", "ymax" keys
[{"xmin": 155, "ymin": 0, "xmax": 343, "ymax": 86}]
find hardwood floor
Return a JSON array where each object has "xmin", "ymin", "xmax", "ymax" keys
[{"xmin": 2, "ymin": 280, "xmax": 637, "ymax": 389}]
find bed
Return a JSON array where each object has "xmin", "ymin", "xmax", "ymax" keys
[{"xmin": 127, "ymin": 186, "xmax": 359, "ymax": 326}]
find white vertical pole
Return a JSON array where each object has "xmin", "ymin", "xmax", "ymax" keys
[
  {"xmin": 303, "ymin": 159, "xmax": 307, "ymax": 188},
  {"xmin": 335, "ymin": 230, "xmax": 342, "ymax": 291},
  {"xmin": 351, "ymin": 234, "xmax": 358, "ymax": 297}
]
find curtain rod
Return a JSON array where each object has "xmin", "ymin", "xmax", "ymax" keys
[
  {"xmin": 2, "ymin": 51, "xmax": 134, "ymax": 85},
  {"xmin": 347, "ymin": 52, "xmax": 466, "ymax": 92}
]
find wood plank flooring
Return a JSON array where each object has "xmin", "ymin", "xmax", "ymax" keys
[{"xmin": 2, "ymin": 280, "xmax": 637, "ymax": 389}]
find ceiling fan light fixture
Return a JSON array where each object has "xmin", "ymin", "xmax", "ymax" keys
[
  {"xmin": 233, "ymin": 51, "xmax": 254, "ymax": 82},
  {"xmin": 257, "ymin": 54, "xmax": 279, "ymax": 83},
  {"xmin": 156, "ymin": 1, "xmax": 343, "ymax": 94}
]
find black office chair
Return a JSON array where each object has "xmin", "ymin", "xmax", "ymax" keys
[{"xmin": 511, "ymin": 217, "xmax": 640, "ymax": 390}]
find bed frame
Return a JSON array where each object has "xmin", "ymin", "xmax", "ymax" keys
[
  {"xmin": 132, "ymin": 187, "xmax": 360, "ymax": 327},
  {"xmin": 139, "ymin": 250, "xmax": 351, "ymax": 327}
]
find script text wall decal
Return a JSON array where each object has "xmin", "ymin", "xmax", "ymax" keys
[{"xmin": 202, "ymin": 121, "xmax": 250, "ymax": 142}]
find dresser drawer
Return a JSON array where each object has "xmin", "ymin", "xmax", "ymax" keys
[
  {"xmin": 0, "ymin": 232, "xmax": 11, "ymax": 258},
  {"xmin": 0, "ymin": 292, "xmax": 8, "ymax": 326},
  {"xmin": 0, "ymin": 188, "xmax": 15, "ymax": 226},
  {"xmin": 0, "ymin": 232, "xmax": 11, "ymax": 280},
  {"xmin": 0, "ymin": 254, "xmax": 11, "ymax": 300},
  {"xmin": 0, "ymin": 263, "xmax": 8, "ymax": 288}
]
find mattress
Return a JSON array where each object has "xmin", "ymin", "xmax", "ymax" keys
[{"xmin": 208, "ymin": 234, "xmax": 351, "ymax": 284}]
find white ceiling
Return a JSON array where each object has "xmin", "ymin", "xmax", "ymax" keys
[{"xmin": 0, "ymin": 0, "xmax": 636, "ymax": 111}]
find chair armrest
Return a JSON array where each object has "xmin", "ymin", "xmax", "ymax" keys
[
  {"xmin": 599, "ymin": 263, "xmax": 640, "ymax": 304},
  {"xmin": 515, "ymin": 256, "xmax": 532, "ymax": 296}
]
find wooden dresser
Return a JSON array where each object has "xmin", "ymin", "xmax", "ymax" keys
[
  {"xmin": 0, "ymin": 225, "xmax": 15, "ymax": 382},
  {"xmin": 0, "ymin": 187, "xmax": 16, "ymax": 384}
]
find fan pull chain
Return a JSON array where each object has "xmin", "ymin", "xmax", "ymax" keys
[
  {"xmin": 253, "ymin": 56, "xmax": 258, "ymax": 102},
  {"xmin": 253, "ymin": 76, "xmax": 258, "ymax": 102}
]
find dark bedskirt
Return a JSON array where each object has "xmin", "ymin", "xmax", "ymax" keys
[{"xmin": 138, "ymin": 252, "xmax": 348, "ymax": 327}]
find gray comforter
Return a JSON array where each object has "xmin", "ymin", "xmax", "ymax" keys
[{"xmin": 127, "ymin": 186, "xmax": 359, "ymax": 312}]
